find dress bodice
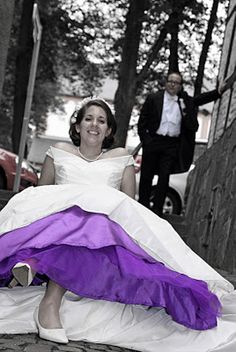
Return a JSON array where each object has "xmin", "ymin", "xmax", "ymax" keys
[{"xmin": 46, "ymin": 146, "xmax": 134, "ymax": 190}]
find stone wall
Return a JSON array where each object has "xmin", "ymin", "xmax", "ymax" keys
[
  {"xmin": 185, "ymin": 0, "xmax": 236, "ymax": 273},
  {"xmin": 208, "ymin": 0, "xmax": 236, "ymax": 145},
  {"xmin": 185, "ymin": 119, "xmax": 236, "ymax": 272}
]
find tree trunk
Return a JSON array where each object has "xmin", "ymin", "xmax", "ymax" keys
[
  {"xmin": 12, "ymin": 0, "xmax": 34, "ymax": 154},
  {"xmin": 194, "ymin": 0, "xmax": 220, "ymax": 96},
  {"xmin": 114, "ymin": 1, "xmax": 180, "ymax": 147},
  {"xmin": 114, "ymin": 0, "xmax": 149, "ymax": 147},
  {"xmin": 114, "ymin": 0, "xmax": 218, "ymax": 147},
  {"xmin": 0, "ymin": 0, "xmax": 15, "ymax": 105},
  {"xmin": 114, "ymin": 5, "xmax": 186, "ymax": 147},
  {"xmin": 169, "ymin": 13, "xmax": 179, "ymax": 73}
]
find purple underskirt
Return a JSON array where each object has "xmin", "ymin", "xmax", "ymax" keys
[{"xmin": 0, "ymin": 205, "xmax": 221, "ymax": 330}]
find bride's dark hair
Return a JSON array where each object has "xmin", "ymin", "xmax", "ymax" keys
[{"xmin": 69, "ymin": 98, "xmax": 117, "ymax": 148}]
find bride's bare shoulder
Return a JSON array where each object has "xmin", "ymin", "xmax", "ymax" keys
[
  {"xmin": 53, "ymin": 142, "xmax": 75, "ymax": 153},
  {"xmin": 104, "ymin": 147, "xmax": 130, "ymax": 158}
]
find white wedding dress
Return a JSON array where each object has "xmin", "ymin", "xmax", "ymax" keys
[{"xmin": 0, "ymin": 146, "xmax": 236, "ymax": 352}]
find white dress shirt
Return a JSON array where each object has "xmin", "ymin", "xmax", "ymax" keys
[{"xmin": 156, "ymin": 91, "xmax": 182, "ymax": 137}]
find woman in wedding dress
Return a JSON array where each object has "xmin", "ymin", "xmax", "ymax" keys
[{"xmin": 0, "ymin": 97, "xmax": 236, "ymax": 351}]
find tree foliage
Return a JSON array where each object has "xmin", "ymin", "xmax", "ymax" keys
[
  {"xmin": 0, "ymin": 0, "xmax": 105, "ymax": 151},
  {"xmin": 0, "ymin": 0, "xmax": 228, "ymax": 150},
  {"xmin": 97, "ymin": 0, "xmax": 227, "ymax": 145}
]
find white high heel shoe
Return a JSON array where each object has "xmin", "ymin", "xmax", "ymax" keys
[
  {"xmin": 8, "ymin": 262, "xmax": 35, "ymax": 288},
  {"xmin": 34, "ymin": 307, "xmax": 68, "ymax": 344}
]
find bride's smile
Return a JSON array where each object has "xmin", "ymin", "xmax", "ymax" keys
[{"xmin": 76, "ymin": 105, "xmax": 111, "ymax": 146}]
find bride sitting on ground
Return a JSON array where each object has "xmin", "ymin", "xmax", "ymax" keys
[{"xmin": 0, "ymin": 97, "xmax": 236, "ymax": 352}]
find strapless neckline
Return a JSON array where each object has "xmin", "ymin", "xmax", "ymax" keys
[{"xmin": 50, "ymin": 146, "xmax": 132, "ymax": 163}]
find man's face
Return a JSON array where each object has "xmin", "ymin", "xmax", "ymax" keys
[{"xmin": 165, "ymin": 73, "xmax": 182, "ymax": 96}]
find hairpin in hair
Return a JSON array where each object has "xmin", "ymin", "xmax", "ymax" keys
[
  {"xmin": 70, "ymin": 96, "xmax": 114, "ymax": 125},
  {"xmin": 70, "ymin": 115, "xmax": 77, "ymax": 124},
  {"xmin": 74, "ymin": 96, "xmax": 113, "ymax": 114}
]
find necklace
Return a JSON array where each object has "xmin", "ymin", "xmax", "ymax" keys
[{"xmin": 77, "ymin": 148, "xmax": 103, "ymax": 162}]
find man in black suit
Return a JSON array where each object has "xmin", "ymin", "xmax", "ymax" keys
[{"xmin": 137, "ymin": 71, "xmax": 222, "ymax": 216}]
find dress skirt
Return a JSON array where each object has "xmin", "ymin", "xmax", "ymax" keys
[{"xmin": 0, "ymin": 185, "xmax": 227, "ymax": 330}]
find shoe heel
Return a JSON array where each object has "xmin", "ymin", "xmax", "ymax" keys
[
  {"xmin": 34, "ymin": 308, "xmax": 68, "ymax": 344},
  {"xmin": 12, "ymin": 262, "xmax": 35, "ymax": 287},
  {"xmin": 8, "ymin": 277, "xmax": 18, "ymax": 288}
]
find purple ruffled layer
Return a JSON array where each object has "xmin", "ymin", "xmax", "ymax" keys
[{"xmin": 0, "ymin": 206, "xmax": 221, "ymax": 330}]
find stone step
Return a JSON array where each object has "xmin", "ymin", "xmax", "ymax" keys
[
  {"xmin": 0, "ymin": 190, "xmax": 16, "ymax": 210},
  {"xmin": 215, "ymin": 268, "xmax": 236, "ymax": 288},
  {"xmin": 164, "ymin": 214, "xmax": 236, "ymax": 288},
  {"xmin": 164, "ymin": 214, "xmax": 187, "ymax": 240}
]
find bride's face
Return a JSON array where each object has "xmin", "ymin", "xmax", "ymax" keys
[{"xmin": 76, "ymin": 105, "xmax": 111, "ymax": 145}]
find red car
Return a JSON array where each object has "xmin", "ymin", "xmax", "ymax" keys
[{"xmin": 0, "ymin": 148, "xmax": 38, "ymax": 191}]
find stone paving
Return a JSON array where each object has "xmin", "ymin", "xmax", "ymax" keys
[{"xmin": 0, "ymin": 334, "xmax": 136, "ymax": 352}]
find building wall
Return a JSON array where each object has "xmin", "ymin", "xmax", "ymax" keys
[
  {"xmin": 208, "ymin": 0, "xmax": 236, "ymax": 146},
  {"xmin": 185, "ymin": 0, "xmax": 236, "ymax": 273}
]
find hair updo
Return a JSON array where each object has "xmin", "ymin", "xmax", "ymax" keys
[{"xmin": 69, "ymin": 98, "xmax": 117, "ymax": 149}]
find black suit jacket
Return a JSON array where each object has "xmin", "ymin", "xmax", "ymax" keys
[{"xmin": 138, "ymin": 89, "xmax": 221, "ymax": 173}]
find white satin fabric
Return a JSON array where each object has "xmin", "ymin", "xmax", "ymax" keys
[
  {"xmin": 47, "ymin": 147, "xmax": 134, "ymax": 189},
  {"xmin": 1, "ymin": 147, "xmax": 236, "ymax": 351},
  {"xmin": 1, "ymin": 287, "xmax": 236, "ymax": 352}
]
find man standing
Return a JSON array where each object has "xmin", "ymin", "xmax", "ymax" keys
[{"xmin": 137, "ymin": 71, "xmax": 222, "ymax": 216}]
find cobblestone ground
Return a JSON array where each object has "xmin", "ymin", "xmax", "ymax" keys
[{"xmin": 0, "ymin": 334, "xmax": 136, "ymax": 352}]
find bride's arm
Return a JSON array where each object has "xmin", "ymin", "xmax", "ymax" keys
[
  {"xmin": 121, "ymin": 165, "xmax": 136, "ymax": 199},
  {"xmin": 38, "ymin": 156, "xmax": 55, "ymax": 186},
  {"xmin": 106, "ymin": 147, "xmax": 136, "ymax": 198}
]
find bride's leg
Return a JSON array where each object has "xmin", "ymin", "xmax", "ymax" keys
[{"xmin": 38, "ymin": 280, "xmax": 66, "ymax": 329}]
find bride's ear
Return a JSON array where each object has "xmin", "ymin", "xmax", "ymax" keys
[{"xmin": 105, "ymin": 127, "xmax": 112, "ymax": 137}]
